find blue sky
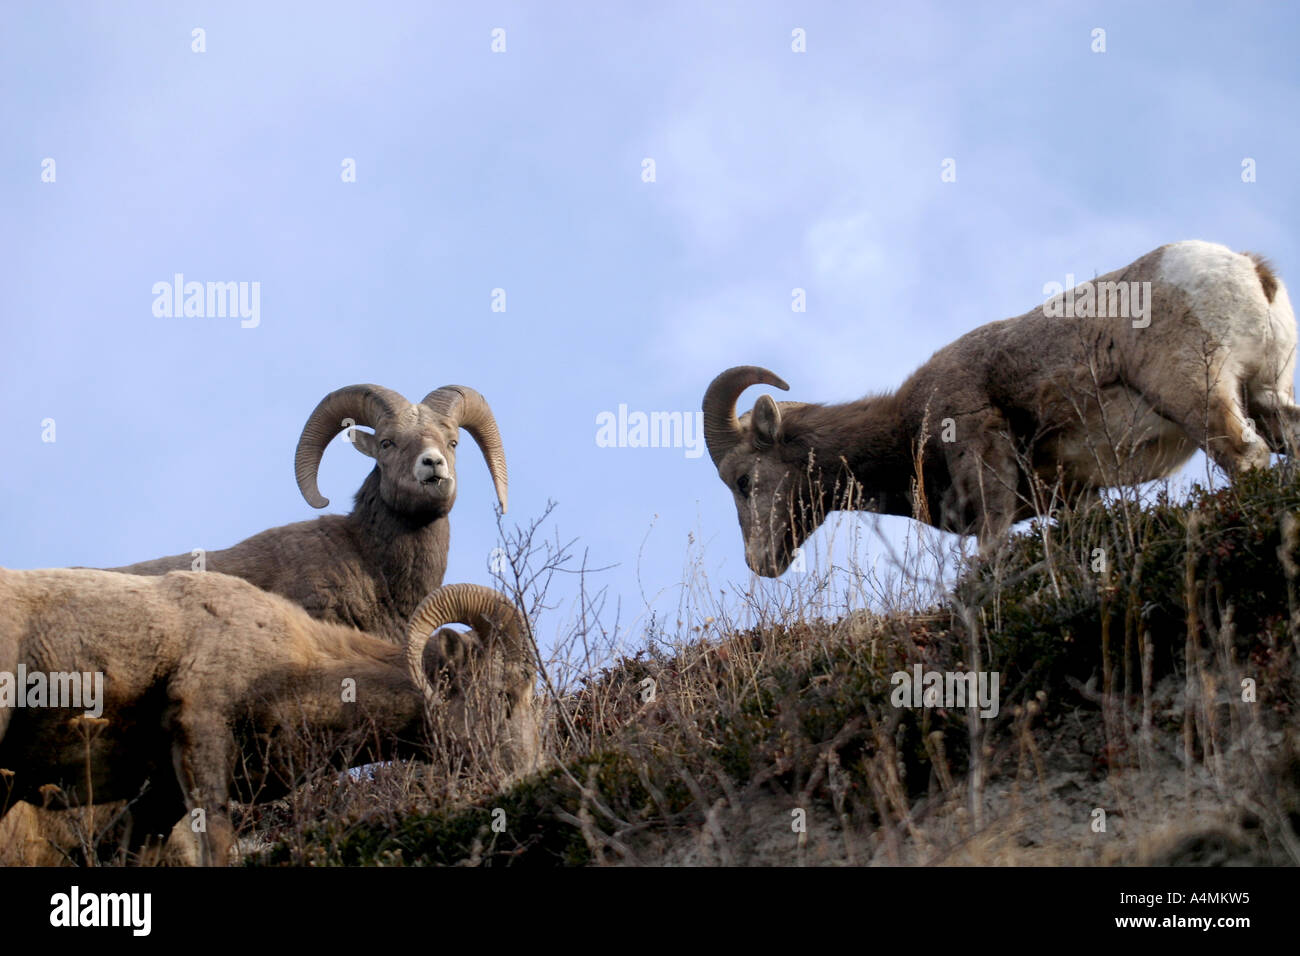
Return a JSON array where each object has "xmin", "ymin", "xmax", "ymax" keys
[{"xmin": 3, "ymin": 2, "xmax": 1298, "ymax": 655}]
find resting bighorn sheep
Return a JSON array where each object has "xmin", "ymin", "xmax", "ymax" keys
[
  {"xmin": 705, "ymin": 241, "xmax": 1298, "ymax": 575},
  {"xmin": 112, "ymin": 384, "xmax": 507, "ymax": 643},
  {"xmin": 0, "ymin": 570, "xmax": 537, "ymax": 865}
]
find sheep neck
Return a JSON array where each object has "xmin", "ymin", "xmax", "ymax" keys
[
  {"xmin": 349, "ymin": 469, "xmax": 451, "ymax": 621},
  {"xmin": 792, "ymin": 394, "xmax": 917, "ymax": 519}
]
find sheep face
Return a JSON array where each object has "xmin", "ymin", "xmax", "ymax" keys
[
  {"xmin": 704, "ymin": 367, "xmax": 825, "ymax": 577},
  {"xmin": 427, "ymin": 626, "xmax": 539, "ymax": 775},
  {"xmin": 352, "ymin": 406, "xmax": 465, "ymax": 518},
  {"xmin": 719, "ymin": 397, "xmax": 823, "ymax": 577},
  {"xmin": 295, "ymin": 383, "xmax": 508, "ymax": 518}
]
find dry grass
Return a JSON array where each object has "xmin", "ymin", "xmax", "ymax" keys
[
  {"xmin": 233, "ymin": 461, "xmax": 1300, "ymax": 866},
  {"xmin": 7, "ymin": 418, "xmax": 1300, "ymax": 867}
]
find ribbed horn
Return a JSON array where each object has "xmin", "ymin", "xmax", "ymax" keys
[
  {"xmin": 294, "ymin": 385, "xmax": 409, "ymax": 509},
  {"xmin": 421, "ymin": 386, "xmax": 508, "ymax": 513},
  {"xmin": 702, "ymin": 366, "xmax": 790, "ymax": 467},
  {"xmin": 405, "ymin": 583, "xmax": 531, "ymax": 707}
]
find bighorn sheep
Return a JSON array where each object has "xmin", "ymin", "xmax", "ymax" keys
[
  {"xmin": 704, "ymin": 241, "xmax": 1298, "ymax": 575},
  {"xmin": 0, "ymin": 570, "xmax": 537, "ymax": 865},
  {"xmin": 111, "ymin": 384, "xmax": 508, "ymax": 643}
]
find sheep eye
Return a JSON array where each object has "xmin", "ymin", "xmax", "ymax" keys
[
  {"xmin": 380, "ymin": 439, "xmax": 394, "ymax": 449},
  {"xmin": 449, "ymin": 439, "xmax": 458, "ymax": 448},
  {"xmin": 737, "ymin": 474, "xmax": 751, "ymax": 497}
]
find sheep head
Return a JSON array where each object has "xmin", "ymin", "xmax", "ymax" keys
[
  {"xmin": 404, "ymin": 583, "xmax": 539, "ymax": 776},
  {"xmin": 703, "ymin": 366, "xmax": 822, "ymax": 577},
  {"xmin": 294, "ymin": 384, "xmax": 508, "ymax": 520}
]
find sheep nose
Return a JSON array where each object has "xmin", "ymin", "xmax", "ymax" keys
[{"xmin": 414, "ymin": 449, "xmax": 452, "ymax": 484}]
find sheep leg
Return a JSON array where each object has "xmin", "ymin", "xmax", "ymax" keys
[
  {"xmin": 1247, "ymin": 389, "xmax": 1300, "ymax": 455},
  {"xmin": 1141, "ymin": 369, "xmax": 1271, "ymax": 474},
  {"xmin": 169, "ymin": 716, "xmax": 236, "ymax": 866},
  {"xmin": 1201, "ymin": 379, "xmax": 1271, "ymax": 472}
]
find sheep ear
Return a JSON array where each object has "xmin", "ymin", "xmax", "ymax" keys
[
  {"xmin": 350, "ymin": 429, "xmax": 379, "ymax": 459},
  {"xmin": 752, "ymin": 395, "xmax": 782, "ymax": 448}
]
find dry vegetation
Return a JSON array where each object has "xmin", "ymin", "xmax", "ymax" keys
[
  {"xmin": 231, "ymin": 463, "xmax": 1300, "ymax": 867},
  {"xmin": 6, "ymin": 464, "xmax": 1300, "ymax": 867}
]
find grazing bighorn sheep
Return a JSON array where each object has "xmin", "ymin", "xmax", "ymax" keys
[
  {"xmin": 111, "ymin": 384, "xmax": 507, "ymax": 643},
  {"xmin": 705, "ymin": 241, "xmax": 1298, "ymax": 575},
  {"xmin": 0, "ymin": 570, "xmax": 537, "ymax": 865}
]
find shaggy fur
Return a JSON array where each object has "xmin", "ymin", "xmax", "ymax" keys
[
  {"xmin": 109, "ymin": 385, "xmax": 507, "ymax": 644},
  {"xmin": 705, "ymin": 241, "xmax": 1299, "ymax": 575},
  {"xmin": 0, "ymin": 569, "xmax": 537, "ymax": 864}
]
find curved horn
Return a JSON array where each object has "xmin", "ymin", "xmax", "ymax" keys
[
  {"xmin": 421, "ymin": 386, "xmax": 509, "ymax": 513},
  {"xmin": 702, "ymin": 366, "xmax": 790, "ymax": 467},
  {"xmin": 405, "ymin": 583, "xmax": 531, "ymax": 707},
  {"xmin": 294, "ymin": 385, "xmax": 409, "ymax": 509}
]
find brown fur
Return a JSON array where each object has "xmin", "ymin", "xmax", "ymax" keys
[
  {"xmin": 108, "ymin": 392, "xmax": 499, "ymax": 644},
  {"xmin": 110, "ymin": 471, "xmax": 451, "ymax": 643},
  {"xmin": 1246, "ymin": 251, "xmax": 1279, "ymax": 303},
  {"xmin": 0, "ymin": 569, "xmax": 537, "ymax": 864},
  {"xmin": 708, "ymin": 242, "xmax": 1299, "ymax": 575}
]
